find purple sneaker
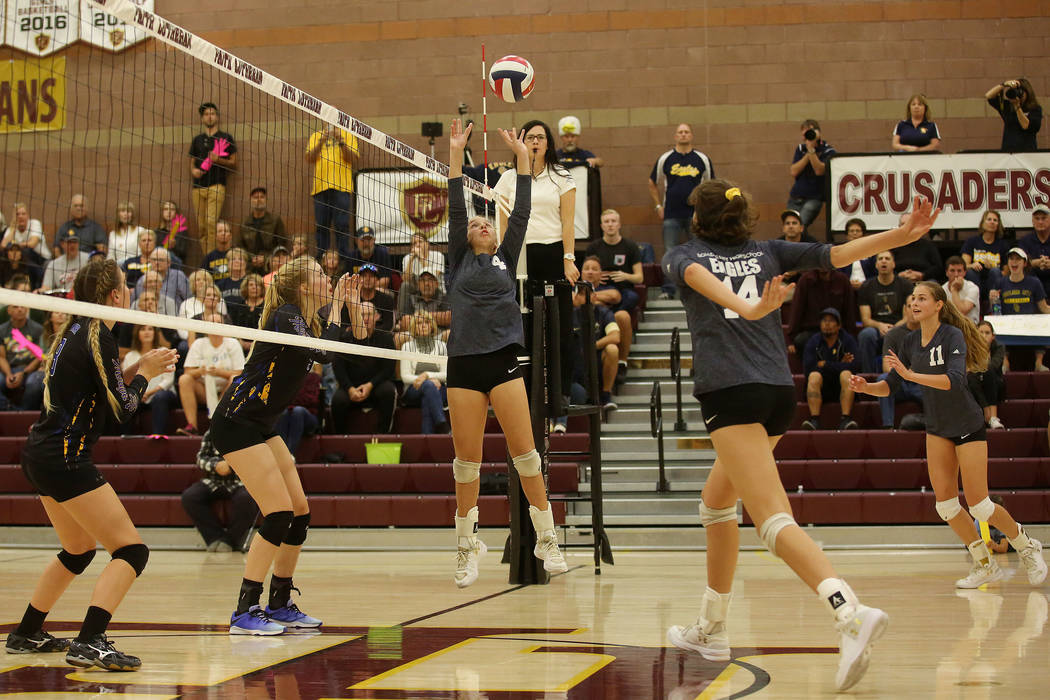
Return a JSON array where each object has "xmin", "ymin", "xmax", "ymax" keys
[{"xmin": 230, "ymin": 606, "xmax": 284, "ymax": 635}]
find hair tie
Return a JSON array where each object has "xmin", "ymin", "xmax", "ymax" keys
[{"xmin": 724, "ymin": 187, "xmax": 742, "ymax": 201}]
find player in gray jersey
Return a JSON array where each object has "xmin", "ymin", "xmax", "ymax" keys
[
  {"xmin": 851, "ymin": 281, "xmax": 1047, "ymax": 589},
  {"xmin": 664, "ymin": 179, "xmax": 942, "ymax": 692},
  {"xmin": 444, "ymin": 119, "xmax": 567, "ymax": 588}
]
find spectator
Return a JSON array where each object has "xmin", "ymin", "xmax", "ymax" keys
[
  {"xmin": 320, "ymin": 248, "xmax": 345, "ymax": 283},
  {"xmin": 401, "ymin": 231, "xmax": 446, "ymax": 292},
  {"xmin": 217, "ymin": 247, "xmax": 248, "ymax": 302},
  {"xmin": 1018, "ymin": 205, "xmax": 1050, "ymax": 295},
  {"xmin": 801, "ymin": 308, "xmax": 860, "ymax": 431},
  {"xmin": 984, "ymin": 78, "xmax": 1042, "ymax": 152},
  {"xmin": 575, "ymin": 255, "xmax": 634, "ymax": 388},
  {"xmin": 177, "ymin": 313, "xmax": 245, "ymax": 435},
  {"xmin": 971, "ymin": 321, "xmax": 1007, "ymax": 430},
  {"xmin": 399, "ymin": 311, "xmax": 449, "ymax": 434},
  {"xmin": 0, "ymin": 298, "xmax": 44, "ymax": 410},
  {"xmin": 41, "ymin": 310, "xmax": 67, "ymax": 350},
  {"xmin": 836, "ymin": 218, "xmax": 876, "ymax": 290},
  {"xmin": 943, "ymin": 255, "xmax": 981, "ymax": 324},
  {"xmin": 133, "ymin": 274, "xmax": 179, "ymax": 316},
  {"xmin": 181, "ymin": 430, "xmax": 259, "ymax": 552},
  {"xmin": 787, "ymin": 268, "xmax": 857, "ymax": 355},
  {"xmin": 857, "ymin": 250, "xmax": 913, "ymax": 373},
  {"xmin": 347, "ymin": 226, "xmax": 392, "ymax": 289},
  {"xmin": 40, "ymin": 230, "xmax": 90, "ymax": 292},
  {"xmin": 202, "ymin": 219, "xmax": 234, "ymax": 282},
  {"xmin": 585, "ymin": 209, "xmax": 643, "ymax": 311},
  {"xmin": 189, "ymin": 101, "xmax": 238, "ymax": 258},
  {"xmin": 0, "ymin": 244, "xmax": 38, "ymax": 289},
  {"xmin": 122, "ymin": 229, "xmax": 157, "ymax": 288},
  {"xmin": 263, "ymin": 246, "xmax": 290, "ymax": 288},
  {"xmin": 122, "ymin": 324, "xmax": 177, "ymax": 436},
  {"xmin": 778, "ymin": 209, "xmax": 817, "ymax": 289},
  {"xmin": 648, "ymin": 123, "xmax": 714, "ymax": 299},
  {"xmin": 787, "ymin": 119, "xmax": 836, "ymax": 231},
  {"xmin": 133, "ymin": 248, "xmax": 189, "ymax": 308},
  {"xmin": 875, "ymin": 295, "xmax": 923, "ymax": 429},
  {"xmin": 961, "ymin": 210, "xmax": 1008, "ymax": 299},
  {"xmin": 107, "ymin": 201, "xmax": 148, "ymax": 263},
  {"xmin": 349, "ymin": 263, "xmax": 395, "ymax": 334},
  {"xmin": 231, "ymin": 273, "xmax": 265, "ymax": 338},
  {"xmin": 573, "ymin": 283, "xmax": 621, "ymax": 410},
  {"xmin": 891, "ymin": 212, "xmax": 943, "ymax": 283},
  {"xmin": 54, "ymin": 194, "xmax": 106, "ymax": 256},
  {"xmin": 183, "ymin": 282, "xmax": 231, "ymax": 345},
  {"xmin": 307, "ymin": 124, "xmax": 358, "ymax": 257},
  {"xmin": 289, "ymin": 233, "xmax": 311, "ymax": 261},
  {"xmin": 179, "ymin": 270, "xmax": 224, "ymax": 321},
  {"xmin": 892, "ymin": 94, "xmax": 942, "ymax": 152},
  {"xmin": 0, "ymin": 276, "xmax": 45, "ymax": 324},
  {"xmin": 1, "ymin": 202, "xmax": 50, "ymax": 266},
  {"xmin": 122, "ymin": 289, "xmax": 179, "ymax": 357},
  {"xmin": 990, "ymin": 247, "xmax": 1050, "ymax": 371},
  {"xmin": 155, "ymin": 199, "xmax": 190, "ymax": 264},
  {"xmin": 396, "ymin": 268, "xmax": 448, "ymax": 347},
  {"xmin": 238, "ymin": 186, "xmax": 287, "ymax": 274},
  {"xmin": 274, "ymin": 364, "xmax": 322, "ymax": 455},
  {"xmin": 555, "ymin": 115, "xmax": 603, "ymax": 168},
  {"xmin": 331, "ymin": 299, "xmax": 396, "ymax": 433}
]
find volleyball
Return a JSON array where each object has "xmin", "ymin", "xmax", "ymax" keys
[{"xmin": 488, "ymin": 55, "xmax": 535, "ymax": 103}]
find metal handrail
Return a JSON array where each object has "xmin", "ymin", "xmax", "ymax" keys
[
  {"xmin": 670, "ymin": 327, "xmax": 687, "ymax": 432},
  {"xmin": 650, "ymin": 382, "xmax": 670, "ymax": 492}
]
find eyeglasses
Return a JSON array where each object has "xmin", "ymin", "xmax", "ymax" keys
[{"xmin": 523, "ymin": 134, "xmax": 546, "ymax": 142}]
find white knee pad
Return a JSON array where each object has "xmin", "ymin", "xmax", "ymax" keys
[
  {"xmin": 699, "ymin": 500, "xmax": 738, "ymax": 528},
  {"xmin": 935, "ymin": 497, "xmax": 962, "ymax": 522},
  {"xmin": 757, "ymin": 512, "xmax": 798, "ymax": 557},
  {"xmin": 968, "ymin": 497, "xmax": 995, "ymax": 522},
  {"xmin": 512, "ymin": 449, "xmax": 542, "ymax": 477},
  {"xmin": 452, "ymin": 458, "xmax": 481, "ymax": 484}
]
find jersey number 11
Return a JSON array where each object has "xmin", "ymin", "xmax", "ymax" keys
[{"xmin": 929, "ymin": 345, "xmax": 944, "ymax": 366}]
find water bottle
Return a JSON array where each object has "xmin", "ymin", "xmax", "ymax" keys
[{"xmin": 991, "ymin": 298, "xmax": 1002, "ymax": 316}]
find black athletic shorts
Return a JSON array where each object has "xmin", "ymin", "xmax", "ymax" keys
[
  {"xmin": 696, "ymin": 383, "xmax": 796, "ymax": 436},
  {"xmin": 21, "ymin": 457, "xmax": 106, "ymax": 503},
  {"xmin": 948, "ymin": 426, "xmax": 987, "ymax": 446},
  {"xmin": 447, "ymin": 345, "xmax": 522, "ymax": 394},
  {"xmin": 210, "ymin": 413, "xmax": 279, "ymax": 456}
]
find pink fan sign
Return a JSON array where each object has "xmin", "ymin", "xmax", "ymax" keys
[
  {"xmin": 200, "ymin": 137, "xmax": 231, "ymax": 172},
  {"xmin": 163, "ymin": 215, "xmax": 188, "ymax": 250},
  {"xmin": 11, "ymin": 328, "xmax": 43, "ymax": 360}
]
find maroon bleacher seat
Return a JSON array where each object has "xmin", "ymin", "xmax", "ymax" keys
[
  {"xmin": 997, "ymin": 401, "xmax": 1033, "ymax": 429},
  {"xmin": 864, "ymin": 459, "xmax": 928, "ymax": 490},
  {"xmin": 806, "ymin": 460, "xmax": 865, "ymax": 490},
  {"xmin": 988, "ymin": 429, "xmax": 1038, "ymax": 458},
  {"xmin": 801, "ymin": 492, "xmax": 865, "ymax": 524},
  {"xmin": 0, "ymin": 465, "xmax": 32, "ymax": 492},
  {"xmin": 774, "ymin": 432, "xmax": 810, "ymax": 460},
  {"xmin": 1004, "ymin": 372, "xmax": 1033, "ymax": 399},
  {"xmin": 860, "ymin": 491, "xmax": 928, "ymax": 524},
  {"xmin": 866, "ymin": 430, "xmax": 925, "ymax": 459},
  {"xmin": 988, "ymin": 458, "xmax": 1043, "ymax": 489},
  {"xmin": 0, "ymin": 412, "xmax": 36, "ymax": 436},
  {"xmin": 776, "ymin": 461, "xmax": 806, "ymax": 490},
  {"xmin": 810, "ymin": 432, "xmax": 865, "ymax": 460}
]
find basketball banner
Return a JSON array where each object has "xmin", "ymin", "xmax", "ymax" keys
[
  {"xmin": 355, "ymin": 169, "xmax": 485, "ymax": 245},
  {"xmin": 79, "ymin": 0, "xmax": 151, "ymax": 51},
  {"xmin": 0, "ymin": 57, "xmax": 66, "ymax": 133},
  {"xmin": 828, "ymin": 152, "xmax": 1050, "ymax": 232},
  {"xmin": 4, "ymin": 0, "xmax": 78, "ymax": 56}
]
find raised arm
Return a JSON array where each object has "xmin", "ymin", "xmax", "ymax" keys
[
  {"xmin": 681, "ymin": 263, "xmax": 793, "ymax": 321},
  {"xmin": 495, "ymin": 128, "xmax": 532, "ymax": 268},
  {"xmin": 447, "ymin": 119, "xmax": 472, "ymax": 267},
  {"xmin": 829, "ymin": 196, "xmax": 940, "ymax": 269}
]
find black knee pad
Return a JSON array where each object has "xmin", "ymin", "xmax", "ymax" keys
[
  {"xmin": 284, "ymin": 513, "xmax": 311, "ymax": 546},
  {"xmin": 112, "ymin": 543, "xmax": 149, "ymax": 577},
  {"xmin": 258, "ymin": 510, "xmax": 294, "ymax": 546},
  {"xmin": 57, "ymin": 548, "xmax": 96, "ymax": 575}
]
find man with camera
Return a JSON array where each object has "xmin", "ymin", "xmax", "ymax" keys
[
  {"xmin": 984, "ymin": 78, "xmax": 1043, "ymax": 152},
  {"xmin": 787, "ymin": 119, "xmax": 837, "ymax": 235}
]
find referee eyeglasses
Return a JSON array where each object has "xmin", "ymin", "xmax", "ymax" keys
[{"xmin": 523, "ymin": 134, "xmax": 547, "ymax": 142}]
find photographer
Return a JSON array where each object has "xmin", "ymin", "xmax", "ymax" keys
[
  {"xmin": 985, "ymin": 78, "xmax": 1042, "ymax": 152},
  {"xmin": 787, "ymin": 119, "xmax": 836, "ymax": 232}
]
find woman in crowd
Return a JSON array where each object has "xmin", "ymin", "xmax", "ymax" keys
[
  {"xmin": 985, "ymin": 78, "xmax": 1042, "ymax": 152},
  {"xmin": 156, "ymin": 200, "xmax": 190, "ymax": 264},
  {"xmin": 107, "ymin": 202, "xmax": 149, "ymax": 264},
  {"xmin": 41, "ymin": 311, "xmax": 69, "ymax": 351},
  {"xmin": 400, "ymin": 311, "xmax": 449, "ymax": 435},
  {"xmin": 961, "ymin": 210, "xmax": 1008, "ymax": 299},
  {"xmin": 971, "ymin": 320, "xmax": 1007, "ymax": 429},
  {"xmin": 892, "ymin": 94, "xmax": 942, "ymax": 152},
  {"xmin": 123, "ymin": 324, "xmax": 177, "ymax": 436},
  {"xmin": 232, "ymin": 273, "xmax": 266, "ymax": 352}
]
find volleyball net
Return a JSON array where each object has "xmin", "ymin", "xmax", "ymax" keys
[{"xmin": 0, "ymin": 0, "xmax": 493, "ymax": 364}]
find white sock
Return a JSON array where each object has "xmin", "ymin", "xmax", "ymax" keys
[
  {"xmin": 817, "ymin": 578, "xmax": 858, "ymax": 623},
  {"xmin": 1008, "ymin": 526, "xmax": 1032, "ymax": 552}
]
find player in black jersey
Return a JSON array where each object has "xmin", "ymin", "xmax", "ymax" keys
[
  {"xmin": 212, "ymin": 256, "xmax": 347, "ymax": 635},
  {"xmin": 851, "ymin": 281, "xmax": 1047, "ymax": 588},
  {"xmin": 8, "ymin": 258, "xmax": 177, "ymax": 670}
]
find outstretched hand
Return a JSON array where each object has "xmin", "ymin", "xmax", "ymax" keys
[
  {"xmin": 847, "ymin": 372, "xmax": 868, "ymax": 393},
  {"xmin": 899, "ymin": 195, "xmax": 941, "ymax": 242},
  {"xmin": 883, "ymin": 349, "xmax": 910, "ymax": 380},
  {"xmin": 449, "ymin": 118, "xmax": 472, "ymax": 153},
  {"xmin": 497, "ymin": 127, "xmax": 528, "ymax": 161},
  {"xmin": 741, "ymin": 275, "xmax": 793, "ymax": 320}
]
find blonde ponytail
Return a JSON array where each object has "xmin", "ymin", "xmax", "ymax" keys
[{"xmin": 41, "ymin": 313, "xmax": 74, "ymax": 413}]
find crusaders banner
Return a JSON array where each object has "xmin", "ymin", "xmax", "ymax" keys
[
  {"xmin": 828, "ymin": 152, "xmax": 1050, "ymax": 232},
  {"xmin": 4, "ymin": 0, "xmax": 77, "ymax": 56},
  {"xmin": 79, "ymin": 0, "xmax": 151, "ymax": 52},
  {"xmin": 0, "ymin": 57, "xmax": 65, "ymax": 133},
  {"xmin": 356, "ymin": 169, "xmax": 486, "ymax": 245}
]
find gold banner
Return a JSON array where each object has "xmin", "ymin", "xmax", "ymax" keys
[{"xmin": 0, "ymin": 57, "xmax": 66, "ymax": 133}]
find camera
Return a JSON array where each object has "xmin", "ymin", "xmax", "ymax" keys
[
  {"xmin": 1005, "ymin": 86, "xmax": 1022, "ymax": 100},
  {"xmin": 803, "ymin": 128, "xmax": 817, "ymax": 141}
]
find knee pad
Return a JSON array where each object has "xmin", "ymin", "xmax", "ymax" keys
[
  {"xmin": 935, "ymin": 497, "xmax": 962, "ymax": 522},
  {"xmin": 699, "ymin": 500, "xmax": 737, "ymax": 528},
  {"xmin": 112, "ymin": 543, "xmax": 149, "ymax": 577},
  {"xmin": 452, "ymin": 458, "xmax": 481, "ymax": 484},
  {"xmin": 284, "ymin": 513, "xmax": 311, "ymax": 546},
  {"xmin": 512, "ymin": 449, "xmax": 542, "ymax": 477},
  {"xmin": 57, "ymin": 548, "xmax": 96, "ymax": 575},
  {"xmin": 968, "ymin": 497, "xmax": 995, "ymax": 522},
  {"xmin": 258, "ymin": 510, "xmax": 294, "ymax": 546},
  {"xmin": 757, "ymin": 512, "xmax": 798, "ymax": 557}
]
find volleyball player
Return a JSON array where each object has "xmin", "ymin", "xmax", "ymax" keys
[
  {"xmin": 663, "ymin": 180, "xmax": 940, "ymax": 691},
  {"xmin": 8, "ymin": 258, "xmax": 177, "ymax": 670},
  {"xmin": 850, "ymin": 282, "xmax": 1047, "ymax": 588},
  {"xmin": 444, "ymin": 119, "xmax": 567, "ymax": 588},
  {"xmin": 211, "ymin": 257, "xmax": 348, "ymax": 634}
]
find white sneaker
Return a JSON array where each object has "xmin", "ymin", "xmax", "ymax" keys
[
  {"xmin": 529, "ymin": 505, "xmax": 568, "ymax": 573},
  {"xmin": 955, "ymin": 560, "xmax": 1004, "ymax": 588},
  {"xmin": 834, "ymin": 604, "xmax": 890, "ymax": 692},
  {"xmin": 454, "ymin": 539, "xmax": 487, "ymax": 588},
  {"xmin": 1017, "ymin": 537, "xmax": 1048, "ymax": 585},
  {"xmin": 988, "ymin": 416, "xmax": 1005, "ymax": 430},
  {"xmin": 666, "ymin": 587, "xmax": 732, "ymax": 661}
]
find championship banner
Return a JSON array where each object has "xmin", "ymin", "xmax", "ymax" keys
[
  {"xmin": 79, "ymin": 0, "xmax": 151, "ymax": 51},
  {"xmin": 5, "ymin": 0, "xmax": 77, "ymax": 56},
  {"xmin": 828, "ymin": 152, "xmax": 1050, "ymax": 232},
  {"xmin": 0, "ymin": 57, "xmax": 65, "ymax": 133},
  {"xmin": 356, "ymin": 169, "xmax": 485, "ymax": 245}
]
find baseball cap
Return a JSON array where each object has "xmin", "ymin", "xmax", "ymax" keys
[
  {"xmin": 356, "ymin": 226, "xmax": 376, "ymax": 238},
  {"xmin": 780, "ymin": 209, "xmax": 803, "ymax": 223},
  {"xmin": 820, "ymin": 307, "xmax": 842, "ymax": 322},
  {"xmin": 558, "ymin": 115, "xmax": 581, "ymax": 135},
  {"xmin": 1008, "ymin": 247, "xmax": 1028, "ymax": 260},
  {"xmin": 359, "ymin": 263, "xmax": 379, "ymax": 274},
  {"xmin": 56, "ymin": 229, "xmax": 79, "ymax": 242},
  {"xmin": 419, "ymin": 267, "xmax": 438, "ymax": 279},
  {"xmin": 1034, "ymin": 204, "xmax": 1050, "ymax": 215},
  {"xmin": 272, "ymin": 245, "xmax": 290, "ymax": 256}
]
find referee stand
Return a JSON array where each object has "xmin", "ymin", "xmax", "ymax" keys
[{"xmin": 504, "ymin": 281, "xmax": 613, "ymax": 584}]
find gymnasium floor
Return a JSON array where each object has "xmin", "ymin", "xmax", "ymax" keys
[{"xmin": 0, "ymin": 547, "xmax": 1046, "ymax": 698}]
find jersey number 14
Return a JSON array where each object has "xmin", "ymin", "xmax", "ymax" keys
[{"xmin": 721, "ymin": 275, "xmax": 759, "ymax": 319}]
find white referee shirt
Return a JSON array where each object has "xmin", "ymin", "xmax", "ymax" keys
[{"xmin": 494, "ymin": 166, "xmax": 575, "ymax": 246}]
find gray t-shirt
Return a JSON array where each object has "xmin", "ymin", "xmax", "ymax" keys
[
  {"xmin": 663, "ymin": 237, "xmax": 832, "ymax": 396},
  {"xmin": 885, "ymin": 323, "xmax": 984, "ymax": 439}
]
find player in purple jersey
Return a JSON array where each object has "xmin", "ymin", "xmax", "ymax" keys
[
  {"xmin": 663, "ymin": 179, "xmax": 940, "ymax": 692},
  {"xmin": 851, "ymin": 281, "xmax": 1047, "ymax": 589}
]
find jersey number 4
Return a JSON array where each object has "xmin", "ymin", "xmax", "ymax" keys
[
  {"xmin": 929, "ymin": 345, "xmax": 944, "ymax": 366},
  {"xmin": 721, "ymin": 275, "xmax": 759, "ymax": 319}
]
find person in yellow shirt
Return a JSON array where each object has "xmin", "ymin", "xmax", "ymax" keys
[{"xmin": 306, "ymin": 125, "xmax": 359, "ymax": 259}]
